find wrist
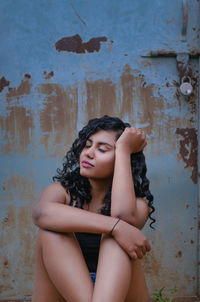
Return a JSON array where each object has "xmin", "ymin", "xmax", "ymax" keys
[
  {"xmin": 115, "ymin": 144, "xmax": 131, "ymax": 156},
  {"xmin": 109, "ymin": 218, "xmax": 121, "ymax": 236},
  {"xmin": 111, "ymin": 218, "xmax": 125, "ymax": 237}
]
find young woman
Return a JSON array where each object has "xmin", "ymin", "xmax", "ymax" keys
[{"xmin": 32, "ymin": 115, "xmax": 155, "ymax": 302}]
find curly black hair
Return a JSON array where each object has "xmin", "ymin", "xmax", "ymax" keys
[{"xmin": 53, "ymin": 115, "xmax": 155, "ymax": 228}]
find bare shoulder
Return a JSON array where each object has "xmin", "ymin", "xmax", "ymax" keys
[{"xmin": 39, "ymin": 182, "xmax": 71, "ymax": 205}]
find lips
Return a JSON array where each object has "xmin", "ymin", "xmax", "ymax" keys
[{"xmin": 82, "ymin": 160, "xmax": 94, "ymax": 168}]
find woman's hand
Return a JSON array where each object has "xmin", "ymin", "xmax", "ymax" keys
[
  {"xmin": 112, "ymin": 219, "xmax": 151, "ymax": 260},
  {"xmin": 116, "ymin": 127, "xmax": 147, "ymax": 154}
]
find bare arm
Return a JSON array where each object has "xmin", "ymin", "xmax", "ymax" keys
[
  {"xmin": 32, "ymin": 182, "xmax": 150, "ymax": 259},
  {"xmin": 111, "ymin": 127, "xmax": 149, "ymax": 229},
  {"xmin": 32, "ymin": 182, "xmax": 117, "ymax": 234}
]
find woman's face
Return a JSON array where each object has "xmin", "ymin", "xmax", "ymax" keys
[{"xmin": 79, "ymin": 130, "xmax": 117, "ymax": 181}]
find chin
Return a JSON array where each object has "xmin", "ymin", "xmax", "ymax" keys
[{"xmin": 80, "ymin": 168, "xmax": 90, "ymax": 177}]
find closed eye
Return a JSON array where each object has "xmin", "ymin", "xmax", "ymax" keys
[{"xmin": 84, "ymin": 144, "xmax": 92, "ymax": 149}]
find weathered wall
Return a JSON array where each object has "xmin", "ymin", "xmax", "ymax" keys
[{"xmin": 0, "ymin": 0, "xmax": 199, "ymax": 300}]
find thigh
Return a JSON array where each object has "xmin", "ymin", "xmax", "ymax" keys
[
  {"xmin": 32, "ymin": 229, "xmax": 93, "ymax": 302},
  {"xmin": 125, "ymin": 260, "xmax": 150, "ymax": 302},
  {"xmin": 32, "ymin": 230, "xmax": 66, "ymax": 302}
]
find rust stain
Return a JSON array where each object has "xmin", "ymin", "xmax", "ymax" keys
[
  {"xmin": 0, "ymin": 106, "xmax": 34, "ymax": 154},
  {"xmin": 85, "ymin": 79, "xmax": 117, "ymax": 120},
  {"xmin": 0, "ymin": 174, "xmax": 35, "ymax": 202},
  {"xmin": 4, "ymin": 259, "xmax": 8, "ymax": 266},
  {"xmin": 0, "ymin": 76, "xmax": 10, "ymax": 93},
  {"xmin": 55, "ymin": 34, "xmax": 107, "ymax": 53},
  {"xmin": 175, "ymin": 251, "xmax": 182, "ymax": 258},
  {"xmin": 176, "ymin": 128, "xmax": 198, "ymax": 184},
  {"xmin": 6, "ymin": 77, "xmax": 32, "ymax": 101},
  {"xmin": 37, "ymin": 83, "xmax": 78, "ymax": 157},
  {"xmin": 0, "ymin": 204, "xmax": 35, "ymax": 297},
  {"xmin": 167, "ymin": 17, "xmax": 175, "ymax": 24},
  {"xmin": 143, "ymin": 247, "xmax": 163, "ymax": 276},
  {"xmin": 43, "ymin": 70, "xmax": 54, "ymax": 79},
  {"xmin": 120, "ymin": 64, "xmax": 136, "ymax": 119},
  {"xmin": 120, "ymin": 64, "xmax": 167, "ymax": 137},
  {"xmin": 18, "ymin": 206, "xmax": 35, "ymax": 271},
  {"xmin": 24, "ymin": 73, "xmax": 31, "ymax": 79},
  {"xmin": 0, "ymin": 204, "xmax": 17, "ymax": 289}
]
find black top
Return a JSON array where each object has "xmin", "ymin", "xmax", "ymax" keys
[
  {"xmin": 74, "ymin": 232, "xmax": 101, "ymax": 272},
  {"xmin": 70, "ymin": 199, "xmax": 102, "ymax": 273}
]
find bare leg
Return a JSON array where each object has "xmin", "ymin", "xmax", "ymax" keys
[
  {"xmin": 32, "ymin": 229, "xmax": 93, "ymax": 302},
  {"xmin": 92, "ymin": 235, "xmax": 132, "ymax": 302},
  {"xmin": 92, "ymin": 235, "xmax": 150, "ymax": 302},
  {"xmin": 125, "ymin": 260, "xmax": 150, "ymax": 302}
]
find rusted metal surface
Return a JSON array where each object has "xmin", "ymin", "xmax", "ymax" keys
[
  {"xmin": 0, "ymin": 77, "xmax": 10, "ymax": 93},
  {"xmin": 141, "ymin": 49, "xmax": 200, "ymax": 58},
  {"xmin": 0, "ymin": 0, "xmax": 199, "ymax": 300},
  {"xmin": 176, "ymin": 128, "xmax": 198, "ymax": 184},
  {"xmin": 55, "ymin": 34, "xmax": 108, "ymax": 53}
]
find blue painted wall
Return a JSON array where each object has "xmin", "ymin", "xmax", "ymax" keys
[{"xmin": 0, "ymin": 0, "xmax": 199, "ymax": 299}]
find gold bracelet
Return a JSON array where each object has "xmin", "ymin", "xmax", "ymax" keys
[{"xmin": 109, "ymin": 218, "xmax": 121, "ymax": 236}]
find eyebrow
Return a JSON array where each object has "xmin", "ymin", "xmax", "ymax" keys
[{"xmin": 87, "ymin": 138, "xmax": 113, "ymax": 148}]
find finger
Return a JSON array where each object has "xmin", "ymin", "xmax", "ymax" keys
[
  {"xmin": 141, "ymin": 246, "xmax": 147, "ymax": 255},
  {"xmin": 135, "ymin": 248, "xmax": 144, "ymax": 259},
  {"xmin": 146, "ymin": 242, "xmax": 151, "ymax": 252},
  {"xmin": 129, "ymin": 251, "xmax": 138, "ymax": 260}
]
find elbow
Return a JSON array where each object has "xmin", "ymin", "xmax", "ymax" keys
[
  {"xmin": 32, "ymin": 204, "xmax": 45, "ymax": 228},
  {"xmin": 111, "ymin": 210, "xmax": 135, "ymax": 226},
  {"xmin": 111, "ymin": 211, "xmax": 147, "ymax": 229}
]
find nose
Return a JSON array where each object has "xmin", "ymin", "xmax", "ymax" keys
[{"xmin": 85, "ymin": 146, "xmax": 95, "ymax": 159}]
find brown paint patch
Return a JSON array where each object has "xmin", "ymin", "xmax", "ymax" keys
[
  {"xmin": 17, "ymin": 206, "xmax": 35, "ymax": 270},
  {"xmin": 0, "ymin": 204, "xmax": 35, "ymax": 296},
  {"xmin": 24, "ymin": 73, "xmax": 31, "ymax": 79},
  {"xmin": 6, "ymin": 78, "xmax": 32, "ymax": 101},
  {"xmin": 37, "ymin": 83, "xmax": 78, "ymax": 157},
  {"xmin": 175, "ymin": 251, "xmax": 182, "ymax": 258},
  {"xmin": 120, "ymin": 64, "xmax": 166, "ymax": 136},
  {"xmin": 0, "ymin": 174, "xmax": 35, "ymax": 202},
  {"xmin": 55, "ymin": 34, "xmax": 107, "ymax": 53},
  {"xmin": 143, "ymin": 249, "xmax": 162, "ymax": 276},
  {"xmin": 1, "ymin": 204, "xmax": 16, "ymax": 235},
  {"xmin": 0, "ymin": 106, "xmax": 34, "ymax": 154},
  {"xmin": 176, "ymin": 128, "xmax": 198, "ymax": 184},
  {"xmin": 0, "ymin": 76, "xmax": 10, "ymax": 93},
  {"xmin": 43, "ymin": 70, "xmax": 54, "ymax": 79},
  {"xmin": 85, "ymin": 80, "xmax": 117, "ymax": 119}
]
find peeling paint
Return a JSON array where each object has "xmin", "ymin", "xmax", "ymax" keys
[
  {"xmin": 175, "ymin": 250, "xmax": 183, "ymax": 258},
  {"xmin": 85, "ymin": 79, "xmax": 117, "ymax": 119},
  {"xmin": 55, "ymin": 34, "xmax": 107, "ymax": 53},
  {"xmin": 37, "ymin": 83, "xmax": 78, "ymax": 157},
  {"xmin": 120, "ymin": 64, "xmax": 166, "ymax": 137},
  {"xmin": 0, "ymin": 174, "xmax": 35, "ymax": 202},
  {"xmin": 6, "ymin": 77, "xmax": 32, "ymax": 101},
  {"xmin": 0, "ymin": 77, "xmax": 10, "ymax": 93},
  {"xmin": 176, "ymin": 128, "xmax": 198, "ymax": 184},
  {"xmin": 43, "ymin": 70, "xmax": 54, "ymax": 79},
  {"xmin": 0, "ymin": 106, "xmax": 34, "ymax": 154},
  {"xmin": 143, "ymin": 248, "xmax": 163, "ymax": 276}
]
